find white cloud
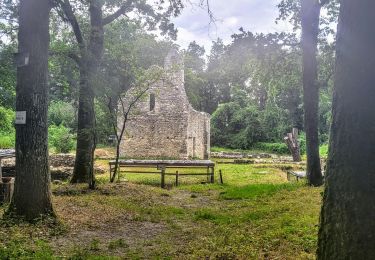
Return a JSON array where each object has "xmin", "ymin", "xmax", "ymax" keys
[
  {"xmin": 171, "ymin": 0, "xmax": 292, "ymax": 52},
  {"xmin": 223, "ymin": 17, "xmax": 239, "ymax": 27}
]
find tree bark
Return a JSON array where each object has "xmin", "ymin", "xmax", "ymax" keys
[
  {"xmin": 7, "ymin": 0, "xmax": 54, "ymax": 220},
  {"xmin": 301, "ymin": 0, "xmax": 323, "ymax": 186},
  {"xmin": 71, "ymin": 0, "xmax": 103, "ymax": 184},
  {"xmin": 317, "ymin": 0, "xmax": 375, "ymax": 258},
  {"xmin": 284, "ymin": 128, "xmax": 301, "ymax": 162},
  {"xmin": 71, "ymin": 61, "xmax": 95, "ymax": 183}
]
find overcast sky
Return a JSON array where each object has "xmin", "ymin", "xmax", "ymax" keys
[{"xmin": 171, "ymin": 0, "xmax": 291, "ymax": 52}]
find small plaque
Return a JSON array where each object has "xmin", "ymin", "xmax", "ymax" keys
[
  {"xmin": 15, "ymin": 111, "xmax": 26, "ymax": 124},
  {"xmin": 14, "ymin": 52, "xmax": 30, "ymax": 67}
]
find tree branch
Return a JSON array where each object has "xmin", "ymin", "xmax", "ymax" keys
[
  {"xmin": 49, "ymin": 50, "xmax": 81, "ymax": 65},
  {"xmin": 56, "ymin": 0, "xmax": 86, "ymax": 51},
  {"xmin": 102, "ymin": 0, "xmax": 133, "ymax": 26}
]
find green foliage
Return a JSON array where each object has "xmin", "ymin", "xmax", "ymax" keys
[
  {"xmin": 0, "ymin": 132, "xmax": 15, "ymax": 149},
  {"xmin": 49, "ymin": 124, "xmax": 75, "ymax": 153},
  {"xmin": 0, "ymin": 45, "xmax": 16, "ymax": 108},
  {"xmin": 0, "ymin": 107, "xmax": 15, "ymax": 133},
  {"xmin": 254, "ymin": 142, "xmax": 289, "ymax": 155},
  {"xmin": 0, "ymin": 107, "xmax": 15, "ymax": 148},
  {"xmin": 298, "ymin": 132, "xmax": 307, "ymax": 155},
  {"xmin": 48, "ymin": 101, "xmax": 76, "ymax": 129},
  {"xmin": 0, "ymin": 239, "xmax": 54, "ymax": 259},
  {"xmin": 211, "ymin": 103, "xmax": 263, "ymax": 149},
  {"xmin": 320, "ymin": 144, "xmax": 329, "ymax": 158},
  {"xmin": 94, "ymin": 101, "xmax": 112, "ymax": 144}
]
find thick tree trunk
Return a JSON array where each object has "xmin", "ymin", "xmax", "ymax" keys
[
  {"xmin": 71, "ymin": 62, "xmax": 95, "ymax": 183},
  {"xmin": 301, "ymin": 0, "xmax": 323, "ymax": 186},
  {"xmin": 7, "ymin": 0, "xmax": 54, "ymax": 220},
  {"xmin": 71, "ymin": 1, "xmax": 104, "ymax": 185},
  {"xmin": 317, "ymin": 1, "xmax": 375, "ymax": 258}
]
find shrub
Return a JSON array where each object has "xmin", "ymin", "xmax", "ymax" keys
[
  {"xmin": 49, "ymin": 124, "xmax": 75, "ymax": 153},
  {"xmin": 254, "ymin": 142, "xmax": 289, "ymax": 155},
  {"xmin": 0, "ymin": 107, "xmax": 15, "ymax": 133},
  {"xmin": 0, "ymin": 132, "xmax": 15, "ymax": 149},
  {"xmin": 48, "ymin": 101, "xmax": 76, "ymax": 129},
  {"xmin": 320, "ymin": 144, "xmax": 329, "ymax": 158},
  {"xmin": 0, "ymin": 107, "xmax": 15, "ymax": 149}
]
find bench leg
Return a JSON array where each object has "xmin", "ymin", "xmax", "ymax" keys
[
  {"xmin": 161, "ymin": 168, "xmax": 166, "ymax": 189},
  {"xmin": 175, "ymin": 171, "xmax": 179, "ymax": 186},
  {"xmin": 210, "ymin": 167, "xmax": 214, "ymax": 183}
]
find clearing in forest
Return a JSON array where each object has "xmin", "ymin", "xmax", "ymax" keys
[{"xmin": 0, "ymin": 159, "xmax": 321, "ymax": 259}]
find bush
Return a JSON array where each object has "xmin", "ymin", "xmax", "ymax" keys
[
  {"xmin": 254, "ymin": 142, "xmax": 289, "ymax": 155},
  {"xmin": 49, "ymin": 124, "xmax": 75, "ymax": 153},
  {"xmin": 0, "ymin": 107, "xmax": 15, "ymax": 133},
  {"xmin": 0, "ymin": 132, "xmax": 15, "ymax": 149},
  {"xmin": 0, "ymin": 107, "xmax": 15, "ymax": 149},
  {"xmin": 48, "ymin": 101, "xmax": 76, "ymax": 129},
  {"xmin": 320, "ymin": 144, "xmax": 329, "ymax": 158}
]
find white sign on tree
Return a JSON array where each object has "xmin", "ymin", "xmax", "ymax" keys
[{"xmin": 15, "ymin": 111, "xmax": 27, "ymax": 125}]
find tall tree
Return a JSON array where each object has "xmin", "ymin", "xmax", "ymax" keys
[
  {"xmin": 7, "ymin": 0, "xmax": 54, "ymax": 220},
  {"xmin": 317, "ymin": 0, "xmax": 375, "ymax": 258},
  {"xmin": 301, "ymin": 0, "xmax": 324, "ymax": 186},
  {"xmin": 56, "ymin": 0, "xmax": 183, "ymax": 185}
]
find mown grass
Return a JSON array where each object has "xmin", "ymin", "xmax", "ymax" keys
[{"xmin": 0, "ymin": 159, "xmax": 321, "ymax": 259}]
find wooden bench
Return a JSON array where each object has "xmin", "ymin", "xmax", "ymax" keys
[{"xmin": 109, "ymin": 160, "xmax": 215, "ymax": 188}]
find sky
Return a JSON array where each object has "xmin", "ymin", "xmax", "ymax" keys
[{"xmin": 172, "ymin": 0, "xmax": 291, "ymax": 52}]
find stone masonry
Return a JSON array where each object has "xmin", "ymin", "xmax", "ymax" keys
[{"xmin": 119, "ymin": 49, "xmax": 210, "ymax": 159}]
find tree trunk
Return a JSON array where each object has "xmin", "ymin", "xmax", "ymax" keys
[
  {"xmin": 284, "ymin": 128, "xmax": 301, "ymax": 162},
  {"xmin": 301, "ymin": 0, "xmax": 323, "ymax": 186},
  {"xmin": 317, "ymin": 1, "xmax": 375, "ymax": 258},
  {"xmin": 7, "ymin": 0, "xmax": 54, "ymax": 220},
  {"xmin": 71, "ymin": 61, "xmax": 95, "ymax": 183},
  {"xmin": 71, "ymin": 0, "xmax": 104, "ymax": 184}
]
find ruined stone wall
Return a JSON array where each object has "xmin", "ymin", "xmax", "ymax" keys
[
  {"xmin": 186, "ymin": 109, "xmax": 210, "ymax": 159},
  {"xmin": 119, "ymin": 49, "xmax": 210, "ymax": 159}
]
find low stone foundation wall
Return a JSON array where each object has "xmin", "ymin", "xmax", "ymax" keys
[
  {"xmin": 1, "ymin": 154, "xmax": 105, "ymax": 181},
  {"xmin": 211, "ymin": 151, "xmax": 273, "ymax": 159}
]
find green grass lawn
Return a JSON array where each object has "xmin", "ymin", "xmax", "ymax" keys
[{"xmin": 0, "ymin": 160, "xmax": 322, "ymax": 259}]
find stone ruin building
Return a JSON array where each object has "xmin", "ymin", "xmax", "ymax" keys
[{"xmin": 118, "ymin": 49, "xmax": 211, "ymax": 159}]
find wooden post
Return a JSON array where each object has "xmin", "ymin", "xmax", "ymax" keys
[
  {"xmin": 219, "ymin": 170, "xmax": 223, "ymax": 184},
  {"xmin": 284, "ymin": 127, "xmax": 302, "ymax": 162},
  {"xmin": 175, "ymin": 171, "xmax": 179, "ymax": 186},
  {"xmin": 160, "ymin": 166, "xmax": 166, "ymax": 189},
  {"xmin": 117, "ymin": 164, "xmax": 120, "ymax": 182}
]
